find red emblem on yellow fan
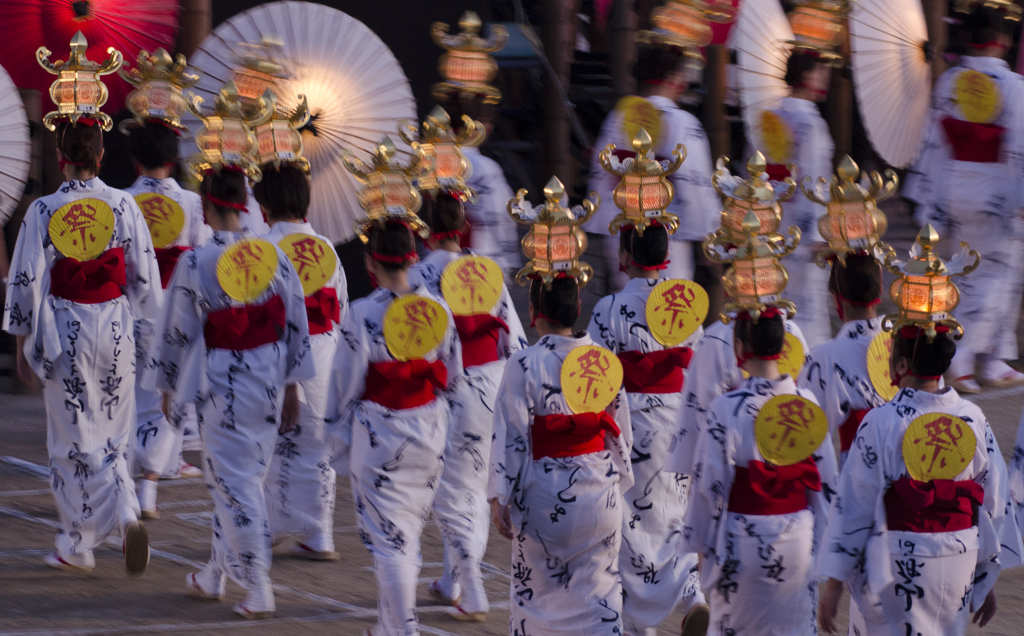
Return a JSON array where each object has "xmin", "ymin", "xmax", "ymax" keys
[
  {"xmin": 441, "ymin": 255, "xmax": 503, "ymax": 316},
  {"xmin": 868, "ymin": 331, "xmax": 899, "ymax": 402},
  {"xmin": 134, "ymin": 193, "xmax": 184, "ymax": 249},
  {"xmin": 48, "ymin": 198, "xmax": 116, "ymax": 261},
  {"xmin": 646, "ymin": 280, "xmax": 709, "ymax": 347},
  {"xmin": 383, "ymin": 295, "xmax": 448, "ymax": 361},
  {"xmin": 216, "ymin": 239, "xmax": 279, "ymax": 303},
  {"xmin": 278, "ymin": 234, "xmax": 336, "ymax": 297},
  {"xmin": 562, "ymin": 345, "xmax": 624, "ymax": 414},
  {"xmin": 902, "ymin": 413, "xmax": 976, "ymax": 482},
  {"xmin": 755, "ymin": 395, "xmax": 828, "ymax": 466}
]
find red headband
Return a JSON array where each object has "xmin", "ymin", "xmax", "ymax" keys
[
  {"xmin": 204, "ymin": 194, "xmax": 247, "ymax": 211},
  {"xmin": 370, "ymin": 251, "xmax": 418, "ymax": 265},
  {"xmin": 430, "ymin": 229, "xmax": 464, "ymax": 242}
]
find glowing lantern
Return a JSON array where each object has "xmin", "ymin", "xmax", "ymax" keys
[
  {"xmin": 431, "ymin": 12, "xmax": 508, "ymax": 105},
  {"xmin": 598, "ymin": 128, "xmax": 685, "ymax": 236},
  {"xmin": 399, "ymin": 106, "xmax": 484, "ymax": 198},
  {"xmin": 637, "ymin": 0, "xmax": 735, "ymax": 68},
  {"xmin": 255, "ymin": 90, "xmax": 310, "ymax": 172},
  {"xmin": 37, "ymin": 31, "xmax": 123, "ymax": 131},
  {"xmin": 344, "ymin": 136, "xmax": 430, "ymax": 243},
  {"xmin": 186, "ymin": 80, "xmax": 270, "ymax": 181},
  {"xmin": 788, "ymin": 0, "xmax": 850, "ymax": 65},
  {"xmin": 119, "ymin": 48, "xmax": 199, "ymax": 133}
]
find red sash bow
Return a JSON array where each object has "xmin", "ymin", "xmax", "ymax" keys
[
  {"xmin": 361, "ymin": 359, "xmax": 448, "ymax": 410},
  {"xmin": 728, "ymin": 458, "xmax": 822, "ymax": 516},
  {"xmin": 618, "ymin": 347, "xmax": 693, "ymax": 394},
  {"xmin": 941, "ymin": 117, "xmax": 1004, "ymax": 163},
  {"xmin": 155, "ymin": 246, "xmax": 190, "ymax": 289},
  {"xmin": 532, "ymin": 412, "xmax": 621, "ymax": 460},
  {"xmin": 453, "ymin": 314, "xmax": 509, "ymax": 368},
  {"xmin": 884, "ymin": 476, "xmax": 983, "ymax": 533},
  {"xmin": 204, "ymin": 295, "xmax": 285, "ymax": 351},
  {"xmin": 839, "ymin": 408, "xmax": 870, "ymax": 453},
  {"xmin": 766, "ymin": 164, "xmax": 792, "ymax": 181},
  {"xmin": 305, "ymin": 287, "xmax": 341, "ymax": 336},
  {"xmin": 49, "ymin": 248, "xmax": 126, "ymax": 304}
]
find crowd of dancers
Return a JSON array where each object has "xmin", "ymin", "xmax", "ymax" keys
[{"xmin": 6, "ymin": 2, "xmax": 1024, "ymax": 636}]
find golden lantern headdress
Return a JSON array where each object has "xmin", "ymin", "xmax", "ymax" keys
[
  {"xmin": 37, "ymin": 31, "xmax": 123, "ymax": 131},
  {"xmin": 118, "ymin": 48, "xmax": 199, "ymax": 134},
  {"xmin": 800, "ymin": 155, "xmax": 898, "ymax": 266},
  {"xmin": 705, "ymin": 152, "xmax": 799, "ymax": 257},
  {"xmin": 954, "ymin": 0, "xmax": 1023, "ymax": 21},
  {"xmin": 507, "ymin": 176, "xmax": 599, "ymax": 289},
  {"xmin": 186, "ymin": 80, "xmax": 270, "ymax": 181},
  {"xmin": 399, "ymin": 106, "xmax": 484, "ymax": 201},
  {"xmin": 431, "ymin": 11, "xmax": 509, "ymax": 105},
  {"xmin": 255, "ymin": 90, "xmax": 311, "ymax": 173},
  {"xmin": 787, "ymin": 0, "xmax": 850, "ymax": 66},
  {"xmin": 880, "ymin": 225, "xmax": 980, "ymax": 342},
  {"xmin": 598, "ymin": 128, "xmax": 685, "ymax": 236},
  {"xmin": 636, "ymin": 0, "xmax": 735, "ymax": 69},
  {"xmin": 343, "ymin": 135, "xmax": 431, "ymax": 243}
]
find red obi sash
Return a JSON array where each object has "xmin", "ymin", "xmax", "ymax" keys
[
  {"xmin": 728, "ymin": 458, "xmax": 822, "ymax": 516},
  {"xmin": 361, "ymin": 359, "xmax": 448, "ymax": 410},
  {"xmin": 941, "ymin": 117, "xmax": 1004, "ymax": 163},
  {"xmin": 532, "ymin": 412, "xmax": 622, "ymax": 460},
  {"xmin": 204, "ymin": 295, "xmax": 285, "ymax": 351},
  {"xmin": 618, "ymin": 347, "xmax": 693, "ymax": 394},
  {"xmin": 155, "ymin": 246, "xmax": 190, "ymax": 289},
  {"xmin": 765, "ymin": 164, "xmax": 792, "ymax": 182},
  {"xmin": 884, "ymin": 476, "xmax": 983, "ymax": 533},
  {"xmin": 454, "ymin": 314, "xmax": 510, "ymax": 368},
  {"xmin": 305, "ymin": 287, "xmax": 341, "ymax": 336},
  {"xmin": 839, "ymin": 408, "xmax": 870, "ymax": 453},
  {"xmin": 50, "ymin": 248, "xmax": 126, "ymax": 304}
]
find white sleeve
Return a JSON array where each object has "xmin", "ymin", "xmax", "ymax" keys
[
  {"xmin": 667, "ymin": 116, "xmax": 721, "ymax": 242},
  {"xmin": 151, "ymin": 251, "xmax": 206, "ymax": 414},
  {"xmin": 681, "ymin": 397, "xmax": 736, "ymax": 567},
  {"xmin": 490, "ymin": 352, "xmax": 533, "ymax": 507},
  {"xmin": 497, "ymin": 283, "xmax": 528, "ymax": 358},
  {"xmin": 276, "ymin": 252, "xmax": 315, "ymax": 385},
  {"xmin": 122, "ymin": 196, "xmax": 164, "ymax": 332},
  {"xmin": 2, "ymin": 200, "xmax": 46, "ymax": 338}
]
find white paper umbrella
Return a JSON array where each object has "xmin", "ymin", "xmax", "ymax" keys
[
  {"xmin": 849, "ymin": 0, "xmax": 930, "ymax": 168},
  {"xmin": 0, "ymin": 61, "xmax": 30, "ymax": 226},
  {"xmin": 183, "ymin": 1, "xmax": 416, "ymax": 244},
  {"xmin": 732, "ymin": 0, "xmax": 793, "ymax": 150}
]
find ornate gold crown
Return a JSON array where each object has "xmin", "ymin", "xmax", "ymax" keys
[
  {"xmin": 787, "ymin": 0, "xmax": 850, "ymax": 66},
  {"xmin": 598, "ymin": 128, "xmax": 685, "ymax": 236},
  {"xmin": 118, "ymin": 48, "xmax": 199, "ymax": 134},
  {"xmin": 399, "ymin": 105, "xmax": 484, "ymax": 200},
  {"xmin": 636, "ymin": 0, "xmax": 734, "ymax": 68},
  {"xmin": 801, "ymin": 155, "xmax": 898, "ymax": 266},
  {"xmin": 954, "ymin": 0, "xmax": 1023, "ymax": 21},
  {"xmin": 880, "ymin": 225, "xmax": 980, "ymax": 341},
  {"xmin": 255, "ymin": 90, "xmax": 310, "ymax": 173},
  {"xmin": 186, "ymin": 81, "xmax": 271, "ymax": 181},
  {"xmin": 37, "ymin": 31, "xmax": 123, "ymax": 131},
  {"xmin": 431, "ymin": 11, "xmax": 509, "ymax": 105},
  {"xmin": 507, "ymin": 176, "xmax": 599, "ymax": 289},
  {"xmin": 344, "ymin": 136, "xmax": 431, "ymax": 243},
  {"xmin": 705, "ymin": 152, "xmax": 798, "ymax": 257}
]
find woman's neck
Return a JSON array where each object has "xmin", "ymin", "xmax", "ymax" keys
[
  {"xmin": 899, "ymin": 376, "xmax": 941, "ymax": 393},
  {"xmin": 139, "ymin": 166, "xmax": 173, "ymax": 180},
  {"xmin": 206, "ymin": 212, "xmax": 243, "ymax": 232},
  {"xmin": 534, "ymin": 318, "xmax": 573, "ymax": 338},
  {"xmin": 742, "ymin": 358, "xmax": 782, "ymax": 381},
  {"xmin": 377, "ymin": 269, "xmax": 413, "ymax": 295},
  {"xmin": 63, "ymin": 168, "xmax": 95, "ymax": 183},
  {"xmin": 439, "ymin": 239, "xmax": 461, "ymax": 254},
  {"xmin": 628, "ymin": 266, "xmax": 660, "ymax": 280}
]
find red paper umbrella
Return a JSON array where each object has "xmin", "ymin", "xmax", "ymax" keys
[{"xmin": 0, "ymin": 0, "xmax": 179, "ymax": 111}]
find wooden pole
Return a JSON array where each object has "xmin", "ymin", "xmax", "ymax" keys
[
  {"xmin": 542, "ymin": 0, "xmax": 578, "ymax": 189},
  {"xmin": 609, "ymin": 0, "xmax": 638, "ymax": 98},
  {"xmin": 702, "ymin": 45, "xmax": 729, "ymax": 160},
  {"xmin": 828, "ymin": 21, "xmax": 853, "ymax": 164},
  {"xmin": 923, "ymin": 0, "xmax": 948, "ymax": 82},
  {"xmin": 177, "ymin": 0, "xmax": 212, "ymax": 58}
]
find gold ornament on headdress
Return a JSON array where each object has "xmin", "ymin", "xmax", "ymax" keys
[
  {"xmin": 343, "ymin": 136, "xmax": 431, "ymax": 243},
  {"xmin": 186, "ymin": 80, "xmax": 270, "ymax": 181},
  {"xmin": 232, "ymin": 36, "xmax": 288, "ymax": 114},
  {"xmin": 636, "ymin": 0, "xmax": 735, "ymax": 68},
  {"xmin": 787, "ymin": 0, "xmax": 850, "ymax": 66},
  {"xmin": 705, "ymin": 152, "xmax": 799, "ymax": 258},
  {"xmin": 801, "ymin": 155, "xmax": 898, "ymax": 266},
  {"xmin": 431, "ymin": 11, "xmax": 508, "ymax": 105},
  {"xmin": 598, "ymin": 128, "xmax": 685, "ymax": 236},
  {"xmin": 954, "ymin": 0, "xmax": 1023, "ymax": 21},
  {"xmin": 399, "ymin": 106, "xmax": 484, "ymax": 200},
  {"xmin": 38, "ymin": 31, "xmax": 123, "ymax": 131},
  {"xmin": 118, "ymin": 48, "xmax": 199, "ymax": 134},
  {"xmin": 507, "ymin": 176, "xmax": 599, "ymax": 289},
  {"xmin": 880, "ymin": 225, "xmax": 980, "ymax": 342},
  {"xmin": 705, "ymin": 210, "xmax": 800, "ymax": 322},
  {"xmin": 256, "ymin": 90, "xmax": 311, "ymax": 173}
]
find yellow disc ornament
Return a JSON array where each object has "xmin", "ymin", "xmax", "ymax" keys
[
  {"xmin": 561, "ymin": 345, "xmax": 624, "ymax": 415},
  {"xmin": 616, "ymin": 96, "xmax": 662, "ymax": 147},
  {"xmin": 216, "ymin": 239, "xmax": 279, "ymax": 303},
  {"xmin": 441, "ymin": 255, "xmax": 503, "ymax": 316},
  {"xmin": 755, "ymin": 395, "xmax": 828, "ymax": 466},
  {"xmin": 867, "ymin": 331, "xmax": 899, "ymax": 402},
  {"xmin": 954, "ymin": 70, "xmax": 1001, "ymax": 124},
  {"xmin": 48, "ymin": 198, "xmax": 116, "ymax": 261},
  {"xmin": 134, "ymin": 193, "xmax": 185, "ymax": 249},
  {"xmin": 278, "ymin": 234, "xmax": 337, "ymax": 297},
  {"xmin": 902, "ymin": 413, "xmax": 977, "ymax": 482},
  {"xmin": 383, "ymin": 295, "xmax": 448, "ymax": 361},
  {"xmin": 646, "ymin": 280, "xmax": 709, "ymax": 347},
  {"xmin": 744, "ymin": 333, "xmax": 805, "ymax": 380},
  {"xmin": 760, "ymin": 111, "xmax": 793, "ymax": 165}
]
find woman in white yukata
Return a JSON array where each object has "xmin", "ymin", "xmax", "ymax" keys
[
  {"xmin": 410, "ymin": 193, "xmax": 527, "ymax": 620},
  {"xmin": 3, "ymin": 36, "xmax": 160, "ymax": 575},
  {"xmin": 153, "ymin": 108, "xmax": 314, "ymax": 617},
  {"xmin": 256, "ymin": 162, "xmax": 348, "ymax": 561},
  {"xmin": 818, "ymin": 228, "xmax": 1023, "ymax": 636}
]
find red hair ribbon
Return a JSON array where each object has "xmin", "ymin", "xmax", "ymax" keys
[
  {"xmin": 431, "ymin": 230, "xmax": 464, "ymax": 242},
  {"xmin": 898, "ymin": 325, "xmax": 950, "ymax": 340},
  {"xmin": 370, "ymin": 251, "xmax": 417, "ymax": 265},
  {"xmin": 840, "ymin": 295, "xmax": 881, "ymax": 308},
  {"xmin": 204, "ymin": 194, "xmax": 247, "ymax": 211},
  {"xmin": 735, "ymin": 351, "xmax": 783, "ymax": 368},
  {"xmin": 530, "ymin": 312, "xmax": 562, "ymax": 328},
  {"xmin": 638, "ymin": 261, "xmax": 669, "ymax": 271},
  {"xmin": 967, "ymin": 41, "xmax": 1009, "ymax": 50},
  {"xmin": 737, "ymin": 307, "xmax": 783, "ymax": 321}
]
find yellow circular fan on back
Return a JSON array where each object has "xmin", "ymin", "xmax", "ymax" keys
[
  {"xmin": 902, "ymin": 413, "xmax": 976, "ymax": 482},
  {"xmin": 646, "ymin": 280, "xmax": 709, "ymax": 347},
  {"xmin": 744, "ymin": 333, "xmax": 805, "ymax": 380},
  {"xmin": 441, "ymin": 255, "xmax": 503, "ymax": 316},
  {"xmin": 383, "ymin": 295, "xmax": 448, "ymax": 361},
  {"xmin": 561, "ymin": 345, "xmax": 624, "ymax": 415},
  {"xmin": 48, "ymin": 198, "xmax": 116, "ymax": 261},
  {"xmin": 134, "ymin": 193, "xmax": 185, "ymax": 249},
  {"xmin": 867, "ymin": 331, "xmax": 899, "ymax": 402},
  {"xmin": 760, "ymin": 110, "xmax": 793, "ymax": 165},
  {"xmin": 617, "ymin": 96, "xmax": 662, "ymax": 147},
  {"xmin": 954, "ymin": 70, "xmax": 1001, "ymax": 124},
  {"xmin": 755, "ymin": 395, "xmax": 828, "ymax": 466},
  {"xmin": 216, "ymin": 238, "xmax": 279, "ymax": 303},
  {"xmin": 278, "ymin": 233, "xmax": 337, "ymax": 297}
]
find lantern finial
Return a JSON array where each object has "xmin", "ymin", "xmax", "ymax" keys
[
  {"xmin": 119, "ymin": 47, "xmax": 200, "ymax": 134},
  {"xmin": 344, "ymin": 135, "xmax": 431, "ymax": 244},
  {"xmin": 632, "ymin": 128, "xmax": 654, "ymax": 155},
  {"xmin": 37, "ymin": 31, "xmax": 123, "ymax": 131},
  {"xmin": 747, "ymin": 151, "xmax": 767, "ymax": 177},
  {"xmin": 599, "ymin": 129, "xmax": 685, "ymax": 237}
]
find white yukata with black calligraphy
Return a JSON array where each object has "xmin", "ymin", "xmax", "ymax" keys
[
  {"xmin": 818, "ymin": 387, "xmax": 1023, "ymax": 636},
  {"xmin": 409, "ymin": 248, "xmax": 527, "ymax": 614},
  {"xmin": 799, "ymin": 318, "xmax": 888, "ymax": 470},
  {"xmin": 463, "ymin": 147, "xmax": 521, "ymax": 273},
  {"xmin": 2, "ymin": 178, "xmax": 162, "ymax": 563},
  {"xmin": 262, "ymin": 221, "xmax": 348, "ymax": 554},
  {"xmin": 682, "ymin": 376, "xmax": 838, "ymax": 636},
  {"xmin": 125, "ymin": 175, "xmax": 209, "ymax": 479},
  {"xmin": 665, "ymin": 317, "xmax": 809, "ymax": 479},
  {"xmin": 490, "ymin": 333, "xmax": 635, "ymax": 636},
  {"xmin": 327, "ymin": 284, "xmax": 460, "ymax": 636},
  {"xmin": 152, "ymin": 229, "xmax": 314, "ymax": 599},
  {"xmin": 587, "ymin": 277, "xmax": 705, "ymax": 634}
]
